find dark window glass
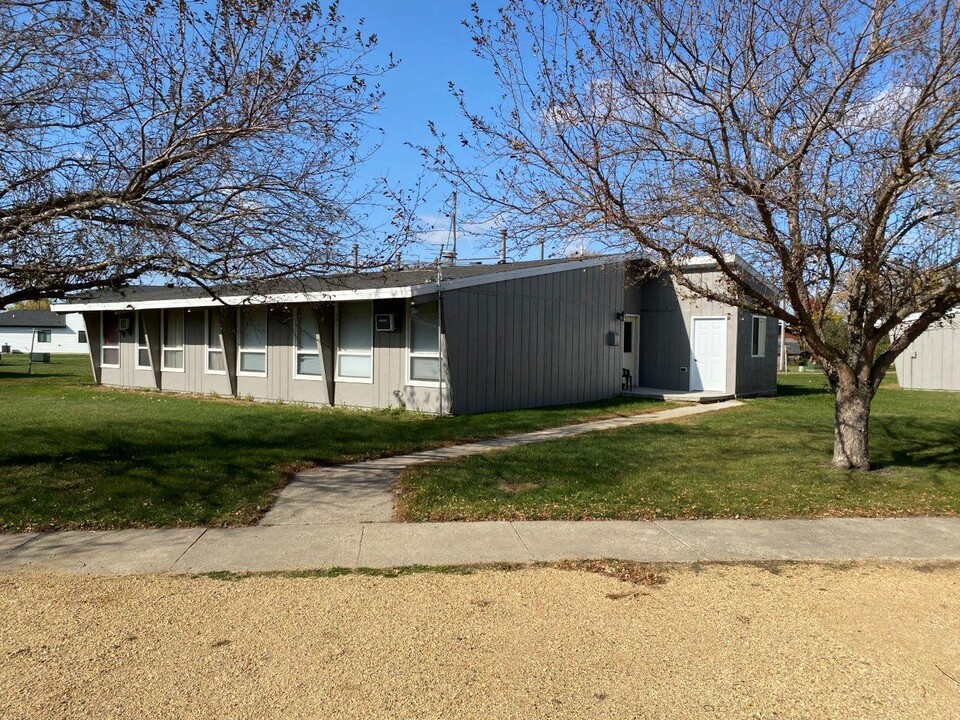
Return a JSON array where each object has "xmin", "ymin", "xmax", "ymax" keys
[
  {"xmin": 623, "ymin": 321, "xmax": 633, "ymax": 353},
  {"xmin": 78, "ymin": 330, "xmax": 87, "ymax": 343}
]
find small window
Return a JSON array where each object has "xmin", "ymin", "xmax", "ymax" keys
[
  {"xmin": 36, "ymin": 330, "xmax": 51, "ymax": 343},
  {"xmin": 409, "ymin": 301, "xmax": 441, "ymax": 383},
  {"xmin": 294, "ymin": 308, "xmax": 322, "ymax": 378},
  {"xmin": 623, "ymin": 320, "xmax": 633, "ymax": 354},
  {"xmin": 751, "ymin": 316, "xmax": 767, "ymax": 358},
  {"xmin": 78, "ymin": 330, "xmax": 87, "ymax": 344},
  {"xmin": 337, "ymin": 302, "xmax": 372, "ymax": 381},
  {"xmin": 162, "ymin": 309, "xmax": 185, "ymax": 371},
  {"xmin": 238, "ymin": 308, "xmax": 268, "ymax": 375},
  {"xmin": 136, "ymin": 313, "xmax": 151, "ymax": 368},
  {"xmin": 206, "ymin": 311, "xmax": 226, "ymax": 374},
  {"xmin": 101, "ymin": 312, "xmax": 120, "ymax": 367}
]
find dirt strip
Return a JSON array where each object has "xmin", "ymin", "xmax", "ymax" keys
[{"xmin": 1, "ymin": 562, "xmax": 958, "ymax": 719}]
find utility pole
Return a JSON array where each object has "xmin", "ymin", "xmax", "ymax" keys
[{"xmin": 450, "ymin": 190, "xmax": 457, "ymax": 263}]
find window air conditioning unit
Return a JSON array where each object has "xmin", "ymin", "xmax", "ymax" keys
[
  {"xmin": 118, "ymin": 317, "xmax": 132, "ymax": 332},
  {"xmin": 375, "ymin": 313, "xmax": 397, "ymax": 332}
]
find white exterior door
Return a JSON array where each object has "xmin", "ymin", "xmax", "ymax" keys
[{"xmin": 690, "ymin": 317, "xmax": 726, "ymax": 392}]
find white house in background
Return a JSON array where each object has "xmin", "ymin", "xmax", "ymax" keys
[
  {"xmin": 894, "ymin": 312, "xmax": 960, "ymax": 392},
  {"xmin": 0, "ymin": 310, "xmax": 89, "ymax": 354}
]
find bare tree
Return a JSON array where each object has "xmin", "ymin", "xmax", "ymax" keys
[
  {"xmin": 426, "ymin": 0, "xmax": 960, "ymax": 469},
  {"xmin": 0, "ymin": 0, "xmax": 412, "ymax": 307}
]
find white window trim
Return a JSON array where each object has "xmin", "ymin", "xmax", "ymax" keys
[
  {"xmin": 160, "ymin": 309, "xmax": 186, "ymax": 373},
  {"xmin": 406, "ymin": 302, "xmax": 443, "ymax": 387},
  {"xmin": 100, "ymin": 310, "xmax": 120, "ymax": 368},
  {"xmin": 335, "ymin": 302, "xmax": 374, "ymax": 384},
  {"xmin": 292, "ymin": 307, "xmax": 323, "ymax": 381},
  {"xmin": 237, "ymin": 308, "xmax": 268, "ymax": 377},
  {"xmin": 135, "ymin": 310, "xmax": 151, "ymax": 370},
  {"xmin": 35, "ymin": 329, "xmax": 52, "ymax": 344},
  {"xmin": 751, "ymin": 315, "xmax": 767, "ymax": 358},
  {"xmin": 205, "ymin": 309, "xmax": 227, "ymax": 376}
]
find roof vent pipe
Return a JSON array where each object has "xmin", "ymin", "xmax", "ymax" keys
[
  {"xmin": 499, "ymin": 228, "xmax": 507, "ymax": 264},
  {"xmin": 352, "ymin": 243, "xmax": 360, "ymax": 273}
]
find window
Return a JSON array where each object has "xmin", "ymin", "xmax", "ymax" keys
[
  {"xmin": 78, "ymin": 330, "xmax": 87, "ymax": 344},
  {"xmin": 36, "ymin": 330, "xmax": 51, "ymax": 343},
  {"xmin": 101, "ymin": 312, "xmax": 120, "ymax": 367},
  {"xmin": 751, "ymin": 316, "xmax": 767, "ymax": 358},
  {"xmin": 622, "ymin": 320, "xmax": 633, "ymax": 354},
  {"xmin": 136, "ymin": 313, "xmax": 151, "ymax": 368},
  {"xmin": 238, "ymin": 308, "xmax": 268, "ymax": 375},
  {"xmin": 336, "ymin": 302, "xmax": 372, "ymax": 381},
  {"xmin": 294, "ymin": 308, "xmax": 322, "ymax": 378},
  {"xmin": 162, "ymin": 309, "xmax": 185, "ymax": 371},
  {"xmin": 409, "ymin": 300, "xmax": 441, "ymax": 383},
  {"xmin": 206, "ymin": 311, "xmax": 226, "ymax": 374}
]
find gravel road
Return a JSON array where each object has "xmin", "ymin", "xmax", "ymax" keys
[{"xmin": 1, "ymin": 562, "xmax": 958, "ymax": 719}]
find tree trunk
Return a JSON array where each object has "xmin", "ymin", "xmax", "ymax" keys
[{"xmin": 831, "ymin": 373, "xmax": 873, "ymax": 470}]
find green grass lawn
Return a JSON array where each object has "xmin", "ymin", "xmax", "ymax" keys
[
  {"xmin": 0, "ymin": 354, "xmax": 665, "ymax": 531},
  {"xmin": 397, "ymin": 373, "xmax": 960, "ymax": 521}
]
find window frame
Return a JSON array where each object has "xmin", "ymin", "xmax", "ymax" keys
[
  {"xmin": 205, "ymin": 309, "xmax": 227, "ymax": 376},
  {"xmin": 160, "ymin": 308, "xmax": 186, "ymax": 373},
  {"xmin": 135, "ymin": 311, "xmax": 151, "ymax": 369},
  {"xmin": 335, "ymin": 301, "xmax": 374, "ymax": 384},
  {"xmin": 237, "ymin": 307, "xmax": 268, "ymax": 377},
  {"xmin": 292, "ymin": 307, "xmax": 323, "ymax": 381},
  {"xmin": 100, "ymin": 311, "xmax": 121, "ymax": 368},
  {"xmin": 406, "ymin": 300, "xmax": 442, "ymax": 386},
  {"xmin": 36, "ymin": 329, "xmax": 51, "ymax": 343},
  {"xmin": 751, "ymin": 315, "xmax": 767, "ymax": 358}
]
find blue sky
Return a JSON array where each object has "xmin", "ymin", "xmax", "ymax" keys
[{"xmin": 340, "ymin": 1, "xmax": 531, "ymax": 263}]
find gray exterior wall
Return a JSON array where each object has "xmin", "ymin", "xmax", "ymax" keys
[
  {"xmin": 90, "ymin": 302, "xmax": 448, "ymax": 412},
  {"xmin": 442, "ymin": 263, "xmax": 624, "ymax": 414},
  {"xmin": 734, "ymin": 309, "xmax": 779, "ymax": 396},
  {"xmin": 894, "ymin": 316, "xmax": 960, "ymax": 391}
]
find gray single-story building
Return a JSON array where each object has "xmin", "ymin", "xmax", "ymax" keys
[
  {"xmin": 52, "ymin": 255, "xmax": 778, "ymax": 413},
  {"xmin": 894, "ymin": 312, "xmax": 960, "ymax": 391}
]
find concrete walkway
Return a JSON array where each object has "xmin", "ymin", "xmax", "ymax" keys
[
  {"xmin": 1, "ymin": 518, "xmax": 959, "ymax": 575},
  {"xmin": 261, "ymin": 400, "xmax": 744, "ymax": 525}
]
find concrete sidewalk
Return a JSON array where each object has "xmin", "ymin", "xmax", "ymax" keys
[{"xmin": 2, "ymin": 517, "xmax": 959, "ymax": 575}]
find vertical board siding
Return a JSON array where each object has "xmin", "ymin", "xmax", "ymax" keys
[
  {"xmin": 444, "ymin": 263, "xmax": 624, "ymax": 414},
  {"xmin": 734, "ymin": 309, "xmax": 779, "ymax": 396},
  {"xmin": 894, "ymin": 316, "xmax": 960, "ymax": 391}
]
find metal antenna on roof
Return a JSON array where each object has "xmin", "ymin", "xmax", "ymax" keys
[{"xmin": 352, "ymin": 243, "xmax": 359, "ymax": 273}]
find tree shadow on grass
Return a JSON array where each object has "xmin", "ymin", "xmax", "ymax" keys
[{"xmin": 870, "ymin": 417, "xmax": 960, "ymax": 472}]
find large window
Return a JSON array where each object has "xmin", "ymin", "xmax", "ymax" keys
[
  {"xmin": 101, "ymin": 312, "xmax": 120, "ymax": 367},
  {"xmin": 162, "ymin": 309, "xmax": 185, "ymax": 370},
  {"xmin": 336, "ymin": 302, "xmax": 372, "ymax": 381},
  {"xmin": 238, "ymin": 308, "xmax": 268, "ymax": 375},
  {"xmin": 409, "ymin": 300, "xmax": 440, "ymax": 383},
  {"xmin": 206, "ymin": 310, "xmax": 226, "ymax": 374},
  {"xmin": 36, "ymin": 330, "xmax": 51, "ymax": 343},
  {"xmin": 294, "ymin": 308, "xmax": 322, "ymax": 379},
  {"xmin": 751, "ymin": 316, "xmax": 767, "ymax": 358},
  {"xmin": 136, "ymin": 313, "xmax": 151, "ymax": 368}
]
